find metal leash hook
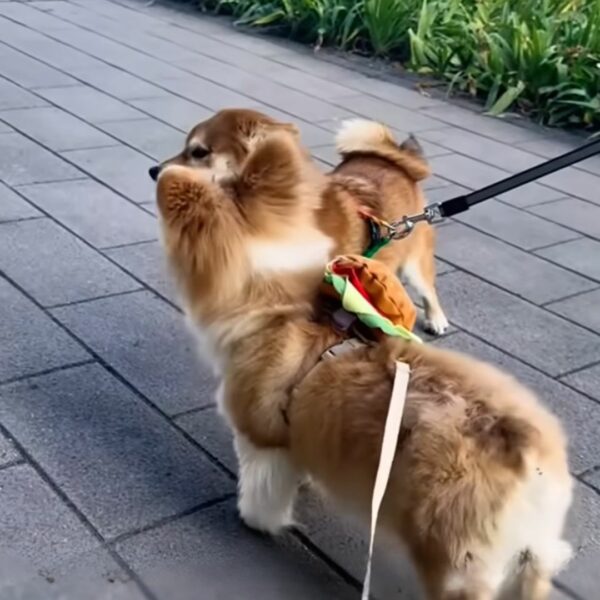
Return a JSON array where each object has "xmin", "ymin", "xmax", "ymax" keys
[{"xmin": 388, "ymin": 204, "xmax": 444, "ymax": 239}]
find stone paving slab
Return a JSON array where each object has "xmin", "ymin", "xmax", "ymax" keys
[
  {"xmin": 104, "ymin": 240, "xmax": 179, "ymax": 305},
  {"xmin": 265, "ymin": 65, "xmax": 364, "ymax": 101},
  {"xmin": 0, "ymin": 218, "xmax": 139, "ymax": 306},
  {"xmin": 0, "ymin": 77, "xmax": 48, "ymax": 110},
  {"xmin": 0, "ymin": 181, "xmax": 42, "ymax": 222},
  {"xmin": 115, "ymin": 500, "xmax": 357, "ymax": 600},
  {"xmin": 420, "ymin": 126, "xmax": 543, "ymax": 173},
  {"xmin": 583, "ymin": 468, "xmax": 600, "ymax": 490},
  {"xmin": 0, "ymin": 364, "xmax": 232, "ymax": 538},
  {"xmin": 0, "ymin": 1, "xmax": 75, "ymax": 31},
  {"xmin": 67, "ymin": 65, "xmax": 170, "ymax": 101},
  {"xmin": 0, "ymin": 432, "xmax": 21, "ymax": 468},
  {"xmin": 436, "ymin": 271, "xmax": 600, "ymax": 376},
  {"xmin": 0, "ymin": 548, "xmax": 148, "ymax": 600},
  {"xmin": 129, "ymin": 94, "xmax": 212, "ymax": 131},
  {"xmin": 0, "ymin": 16, "xmax": 107, "ymax": 71},
  {"xmin": 341, "ymin": 74, "xmax": 443, "ymax": 110},
  {"xmin": 518, "ymin": 136, "xmax": 600, "ymax": 178},
  {"xmin": 51, "ymin": 291, "xmax": 217, "ymax": 415},
  {"xmin": 421, "ymin": 103, "xmax": 539, "ymax": 144},
  {"xmin": 528, "ymin": 198, "xmax": 600, "ymax": 240},
  {"xmin": 558, "ymin": 482, "xmax": 600, "ymax": 599},
  {"xmin": 539, "ymin": 166, "xmax": 600, "ymax": 205},
  {"xmin": 437, "ymin": 223, "xmax": 595, "ymax": 304},
  {"xmin": 17, "ymin": 178, "xmax": 158, "ymax": 249},
  {"xmin": 536, "ymin": 238, "xmax": 600, "ymax": 282},
  {"xmin": 492, "ymin": 182, "xmax": 566, "ymax": 208},
  {"xmin": 0, "ymin": 463, "xmax": 99, "ymax": 568},
  {"xmin": 176, "ymin": 408, "xmax": 236, "ymax": 475},
  {"xmin": 62, "ymin": 145, "xmax": 154, "ymax": 203},
  {"xmin": 1, "ymin": 105, "xmax": 117, "ymax": 152},
  {"xmin": 558, "ymin": 545, "xmax": 600, "ymax": 600},
  {"xmin": 35, "ymin": 84, "xmax": 146, "ymax": 123},
  {"xmin": 0, "ymin": 464, "xmax": 146, "ymax": 600},
  {"xmin": 0, "ymin": 131, "xmax": 82, "ymax": 185},
  {"xmin": 1, "ymin": 0, "xmax": 599, "ymax": 598},
  {"xmin": 452, "ymin": 198, "xmax": 580, "ymax": 251},
  {"xmin": 0, "ymin": 276, "xmax": 90, "ymax": 382},
  {"xmin": 430, "ymin": 152, "xmax": 513, "ymax": 189},
  {"xmin": 157, "ymin": 72, "xmax": 263, "ymax": 112},
  {"xmin": 98, "ymin": 118, "xmax": 183, "ymax": 161},
  {"xmin": 562, "ymin": 364, "xmax": 600, "ymax": 401},
  {"xmin": 547, "ymin": 289, "xmax": 600, "ymax": 335},
  {"xmin": 0, "ymin": 42, "xmax": 77, "ymax": 89},
  {"xmin": 325, "ymin": 94, "xmax": 442, "ymax": 132}
]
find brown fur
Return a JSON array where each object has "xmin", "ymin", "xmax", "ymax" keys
[
  {"xmin": 153, "ymin": 108, "xmax": 448, "ymax": 334},
  {"xmin": 155, "ymin": 130, "xmax": 572, "ymax": 600}
]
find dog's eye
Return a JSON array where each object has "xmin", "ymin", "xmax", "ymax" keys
[{"xmin": 189, "ymin": 146, "xmax": 210, "ymax": 160}]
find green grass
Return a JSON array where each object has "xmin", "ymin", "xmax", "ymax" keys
[{"xmin": 194, "ymin": 0, "xmax": 600, "ymax": 129}]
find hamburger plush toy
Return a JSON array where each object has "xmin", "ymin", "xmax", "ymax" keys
[{"xmin": 322, "ymin": 255, "xmax": 421, "ymax": 343}]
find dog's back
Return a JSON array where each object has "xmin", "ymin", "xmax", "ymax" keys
[
  {"xmin": 333, "ymin": 119, "xmax": 430, "ymax": 219},
  {"xmin": 289, "ymin": 339, "xmax": 572, "ymax": 599},
  {"xmin": 334, "ymin": 119, "xmax": 430, "ymax": 180},
  {"xmin": 316, "ymin": 118, "xmax": 449, "ymax": 334},
  {"xmin": 316, "ymin": 119, "xmax": 431, "ymax": 258},
  {"xmin": 396, "ymin": 343, "xmax": 573, "ymax": 599}
]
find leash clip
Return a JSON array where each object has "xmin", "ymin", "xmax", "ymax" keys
[{"xmin": 388, "ymin": 204, "xmax": 443, "ymax": 240}]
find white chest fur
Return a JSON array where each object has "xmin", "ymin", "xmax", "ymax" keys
[{"xmin": 248, "ymin": 233, "xmax": 333, "ymax": 275}]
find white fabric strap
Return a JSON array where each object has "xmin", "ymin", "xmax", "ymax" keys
[{"xmin": 362, "ymin": 361, "xmax": 410, "ymax": 600}]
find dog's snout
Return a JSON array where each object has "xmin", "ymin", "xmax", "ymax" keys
[{"xmin": 148, "ymin": 165, "xmax": 161, "ymax": 181}]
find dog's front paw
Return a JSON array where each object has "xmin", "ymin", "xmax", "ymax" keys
[
  {"xmin": 423, "ymin": 310, "xmax": 449, "ymax": 336},
  {"xmin": 156, "ymin": 164, "xmax": 226, "ymax": 220},
  {"xmin": 238, "ymin": 503, "xmax": 295, "ymax": 536}
]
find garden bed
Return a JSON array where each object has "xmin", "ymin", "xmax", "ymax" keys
[{"xmin": 189, "ymin": 0, "xmax": 600, "ymax": 130}]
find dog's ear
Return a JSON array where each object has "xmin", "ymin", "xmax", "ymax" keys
[
  {"xmin": 272, "ymin": 121, "xmax": 300, "ymax": 137},
  {"xmin": 400, "ymin": 134, "xmax": 424, "ymax": 157},
  {"xmin": 265, "ymin": 121, "xmax": 300, "ymax": 137},
  {"xmin": 239, "ymin": 131, "xmax": 302, "ymax": 197},
  {"xmin": 237, "ymin": 114, "xmax": 299, "ymax": 139}
]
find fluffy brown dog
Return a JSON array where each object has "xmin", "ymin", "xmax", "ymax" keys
[
  {"xmin": 149, "ymin": 108, "xmax": 448, "ymax": 334},
  {"xmin": 155, "ymin": 129, "xmax": 572, "ymax": 600}
]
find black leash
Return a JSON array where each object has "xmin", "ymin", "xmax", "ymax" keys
[{"xmin": 388, "ymin": 135, "xmax": 600, "ymax": 239}]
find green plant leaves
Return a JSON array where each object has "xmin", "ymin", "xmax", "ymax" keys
[
  {"xmin": 487, "ymin": 81, "xmax": 526, "ymax": 115},
  {"xmin": 363, "ymin": 0, "xmax": 420, "ymax": 55},
  {"xmin": 195, "ymin": 0, "xmax": 600, "ymax": 128}
]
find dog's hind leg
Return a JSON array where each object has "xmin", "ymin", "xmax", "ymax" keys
[
  {"xmin": 437, "ymin": 569, "xmax": 497, "ymax": 600},
  {"xmin": 438, "ymin": 547, "xmax": 562, "ymax": 600},
  {"xmin": 234, "ymin": 433, "xmax": 300, "ymax": 535},
  {"xmin": 441, "ymin": 589, "xmax": 494, "ymax": 600},
  {"xmin": 416, "ymin": 565, "xmax": 495, "ymax": 600},
  {"xmin": 516, "ymin": 564, "xmax": 552, "ymax": 600},
  {"xmin": 401, "ymin": 228, "xmax": 449, "ymax": 335},
  {"xmin": 411, "ymin": 545, "xmax": 500, "ymax": 600},
  {"xmin": 506, "ymin": 550, "xmax": 566, "ymax": 600}
]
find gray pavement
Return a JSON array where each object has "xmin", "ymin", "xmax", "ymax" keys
[{"xmin": 0, "ymin": 0, "xmax": 599, "ymax": 598}]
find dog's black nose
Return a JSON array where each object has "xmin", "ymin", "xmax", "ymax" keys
[{"xmin": 148, "ymin": 165, "xmax": 161, "ymax": 181}]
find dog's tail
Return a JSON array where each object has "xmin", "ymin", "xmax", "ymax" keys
[{"xmin": 335, "ymin": 118, "xmax": 431, "ymax": 181}]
